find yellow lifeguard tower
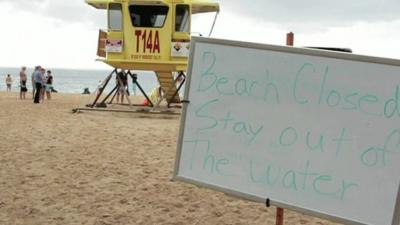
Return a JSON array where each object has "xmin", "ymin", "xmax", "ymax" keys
[{"xmin": 85, "ymin": 0, "xmax": 219, "ymax": 108}]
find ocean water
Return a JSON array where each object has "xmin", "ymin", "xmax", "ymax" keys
[{"xmin": 0, "ymin": 67, "xmax": 161, "ymax": 94}]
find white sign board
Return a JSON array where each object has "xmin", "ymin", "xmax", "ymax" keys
[{"xmin": 174, "ymin": 37, "xmax": 400, "ymax": 225}]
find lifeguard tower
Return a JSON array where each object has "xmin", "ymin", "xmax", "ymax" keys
[{"xmin": 85, "ymin": 0, "xmax": 219, "ymax": 108}]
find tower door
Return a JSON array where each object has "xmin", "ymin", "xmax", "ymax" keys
[
  {"xmin": 106, "ymin": 3, "xmax": 124, "ymax": 59},
  {"xmin": 171, "ymin": 4, "xmax": 191, "ymax": 58}
]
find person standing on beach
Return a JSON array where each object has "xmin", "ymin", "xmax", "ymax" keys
[
  {"xmin": 33, "ymin": 66, "xmax": 43, "ymax": 104},
  {"xmin": 95, "ymin": 80, "xmax": 103, "ymax": 97},
  {"xmin": 5, "ymin": 74, "xmax": 12, "ymax": 92},
  {"xmin": 45, "ymin": 70, "xmax": 53, "ymax": 100},
  {"xmin": 19, "ymin": 66, "xmax": 28, "ymax": 99},
  {"xmin": 40, "ymin": 68, "xmax": 47, "ymax": 102},
  {"xmin": 132, "ymin": 78, "xmax": 137, "ymax": 96},
  {"xmin": 31, "ymin": 66, "xmax": 39, "ymax": 99},
  {"xmin": 131, "ymin": 73, "xmax": 139, "ymax": 96},
  {"xmin": 116, "ymin": 71, "xmax": 128, "ymax": 104}
]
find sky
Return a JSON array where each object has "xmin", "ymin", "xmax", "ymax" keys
[{"xmin": 0, "ymin": 0, "xmax": 399, "ymax": 69}]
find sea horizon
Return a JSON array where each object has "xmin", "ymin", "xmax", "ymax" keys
[{"xmin": 0, "ymin": 67, "xmax": 159, "ymax": 95}]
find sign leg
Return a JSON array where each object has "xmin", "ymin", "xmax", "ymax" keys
[{"xmin": 276, "ymin": 207, "xmax": 284, "ymax": 225}]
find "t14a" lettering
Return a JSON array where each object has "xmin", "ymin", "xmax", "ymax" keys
[{"xmin": 135, "ymin": 30, "xmax": 160, "ymax": 53}]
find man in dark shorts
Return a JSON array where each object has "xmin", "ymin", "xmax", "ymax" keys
[
  {"xmin": 33, "ymin": 66, "xmax": 43, "ymax": 104},
  {"xmin": 20, "ymin": 66, "xmax": 28, "ymax": 99}
]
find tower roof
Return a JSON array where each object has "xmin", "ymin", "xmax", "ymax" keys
[{"xmin": 85, "ymin": 0, "xmax": 219, "ymax": 13}]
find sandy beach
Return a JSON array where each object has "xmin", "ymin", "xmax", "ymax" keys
[{"xmin": 0, "ymin": 91, "xmax": 341, "ymax": 225}]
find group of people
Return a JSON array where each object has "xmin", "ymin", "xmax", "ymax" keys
[
  {"xmin": 31, "ymin": 66, "xmax": 54, "ymax": 103},
  {"xmin": 4, "ymin": 70, "xmax": 26, "ymax": 97},
  {"xmin": 116, "ymin": 71, "xmax": 130, "ymax": 104},
  {"xmin": 7, "ymin": 66, "xmax": 54, "ymax": 102},
  {"xmin": 95, "ymin": 71, "xmax": 137, "ymax": 104},
  {"xmin": 110, "ymin": 71, "xmax": 182, "ymax": 106}
]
